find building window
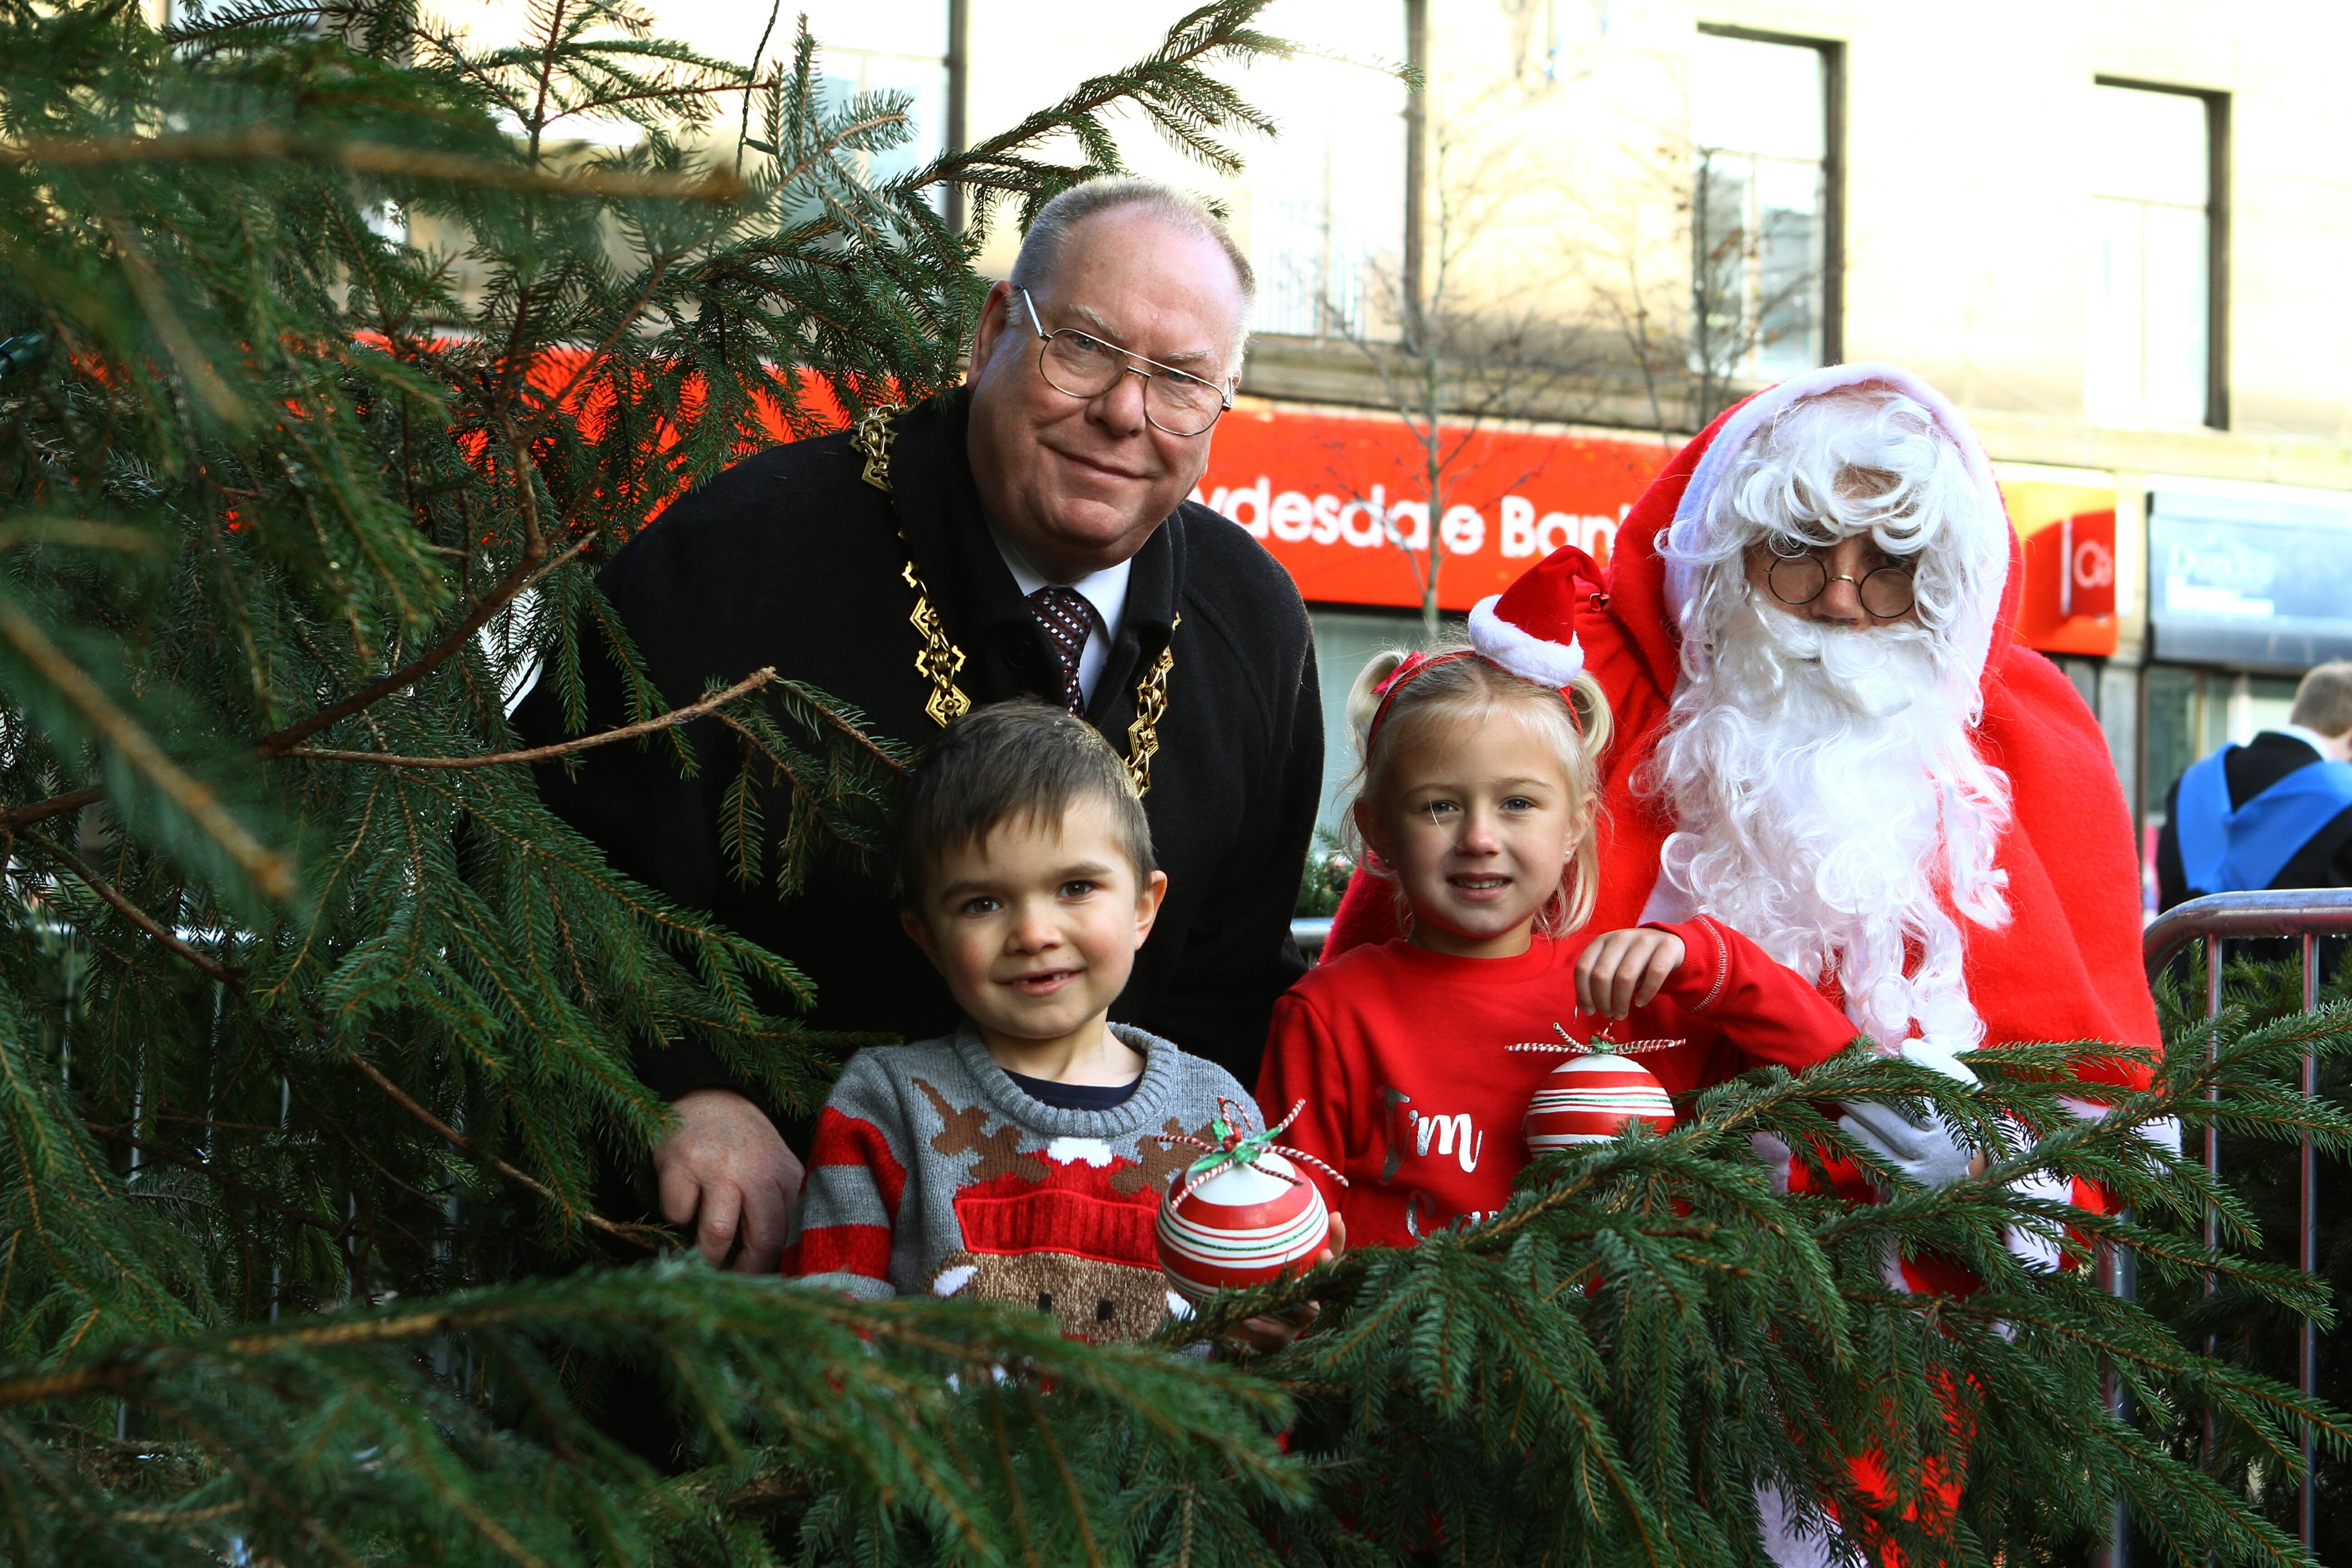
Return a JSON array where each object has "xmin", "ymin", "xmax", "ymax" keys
[
  {"xmin": 797, "ymin": 1, "xmax": 952, "ymax": 191},
  {"xmin": 2087, "ymin": 80, "xmax": 2229, "ymax": 428},
  {"xmin": 1242, "ymin": 0, "xmax": 1409, "ymax": 340},
  {"xmin": 1689, "ymin": 26, "xmax": 1843, "ymax": 382}
]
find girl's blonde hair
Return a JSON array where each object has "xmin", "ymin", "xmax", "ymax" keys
[{"xmin": 1343, "ymin": 645, "xmax": 1614, "ymax": 938}]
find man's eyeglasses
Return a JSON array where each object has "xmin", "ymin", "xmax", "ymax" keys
[
  {"xmin": 1763, "ymin": 538, "xmax": 1917, "ymax": 620},
  {"xmin": 1019, "ymin": 287, "xmax": 1232, "ymax": 438}
]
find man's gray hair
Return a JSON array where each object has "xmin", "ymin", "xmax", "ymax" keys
[{"xmin": 1010, "ymin": 177, "xmax": 1255, "ymax": 356}]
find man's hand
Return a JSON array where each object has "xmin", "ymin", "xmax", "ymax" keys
[
  {"xmin": 1575, "ymin": 928, "xmax": 1686, "ymax": 1019},
  {"xmin": 653, "ymin": 1088, "xmax": 805, "ymax": 1273}
]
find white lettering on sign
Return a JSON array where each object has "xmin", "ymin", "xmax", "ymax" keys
[
  {"xmin": 1388, "ymin": 499, "xmax": 1428, "ymax": 549},
  {"xmin": 1440, "ymin": 505, "xmax": 1485, "ymax": 556},
  {"xmin": 1190, "ymin": 482, "xmax": 1627, "ymax": 567},
  {"xmin": 1500, "ymin": 496, "xmax": 1536, "ymax": 556},
  {"xmin": 1270, "ymin": 489, "xmax": 1314, "ymax": 542},
  {"xmin": 2074, "ymin": 538, "xmax": 2115, "ymax": 589},
  {"xmin": 1211, "ymin": 477, "xmax": 1270, "ymax": 536},
  {"xmin": 1498, "ymin": 496, "xmax": 1620, "ymax": 560}
]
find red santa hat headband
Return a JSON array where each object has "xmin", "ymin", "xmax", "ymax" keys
[
  {"xmin": 1363, "ymin": 546, "xmax": 1598, "ymax": 751},
  {"xmin": 1466, "ymin": 544, "xmax": 1601, "ymax": 688},
  {"xmin": 1659, "ymin": 362, "xmax": 2011, "ymax": 683}
]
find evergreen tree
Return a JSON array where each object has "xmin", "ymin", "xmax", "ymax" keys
[{"xmin": 0, "ymin": 2, "xmax": 2347, "ymax": 1564}]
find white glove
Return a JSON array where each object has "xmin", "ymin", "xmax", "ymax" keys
[{"xmin": 1837, "ymin": 1035, "xmax": 1980, "ymax": 1191}]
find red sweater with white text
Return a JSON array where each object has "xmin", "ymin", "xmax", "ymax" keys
[{"xmin": 1254, "ymin": 917, "xmax": 1859, "ymax": 1248}]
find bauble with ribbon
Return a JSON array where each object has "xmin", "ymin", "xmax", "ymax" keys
[
  {"xmin": 1156, "ymin": 1099, "xmax": 1347, "ymax": 1303},
  {"xmin": 1514, "ymin": 1021, "xmax": 1679, "ymax": 1153}
]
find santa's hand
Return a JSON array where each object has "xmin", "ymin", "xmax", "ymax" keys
[
  {"xmin": 1837, "ymin": 1036, "xmax": 1981, "ymax": 1190},
  {"xmin": 1575, "ymin": 928, "xmax": 1686, "ymax": 1018}
]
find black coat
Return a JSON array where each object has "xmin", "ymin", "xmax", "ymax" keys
[
  {"xmin": 513, "ymin": 388, "xmax": 1321, "ymax": 1098},
  {"xmin": 2156, "ymin": 730, "xmax": 2352, "ymax": 911}
]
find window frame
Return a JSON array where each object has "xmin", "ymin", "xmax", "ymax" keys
[
  {"xmin": 944, "ymin": 0, "xmax": 969, "ymax": 232},
  {"xmin": 1694, "ymin": 22, "xmax": 1847, "ymax": 368},
  {"xmin": 2091, "ymin": 75, "xmax": 2231, "ymax": 431}
]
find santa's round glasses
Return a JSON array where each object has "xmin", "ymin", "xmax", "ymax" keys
[
  {"xmin": 1019, "ymin": 287, "xmax": 1233, "ymax": 437},
  {"xmin": 1764, "ymin": 540, "xmax": 1917, "ymax": 620}
]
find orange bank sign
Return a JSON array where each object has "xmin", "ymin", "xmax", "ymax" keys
[
  {"xmin": 1189, "ymin": 404, "xmax": 2121, "ymax": 658},
  {"xmin": 1188, "ymin": 403, "xmax": 1675, "ymax": 612}
]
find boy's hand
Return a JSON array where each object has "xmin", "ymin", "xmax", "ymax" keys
[
  {"xmin": 1575, "ymin": 928, "xmax": 1686, "ymax": 1019},
  {"xmin": 1222, "ymin": 1214, "xmax": 1347, "ymax": 1354}
]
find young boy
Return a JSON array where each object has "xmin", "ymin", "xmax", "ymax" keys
[{"xmin": 786, "ymin": 700, "xmax": 1262, "ymax": 1344}]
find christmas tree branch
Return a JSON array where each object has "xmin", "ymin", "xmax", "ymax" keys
[
  {"xmin": 0, "ymin": 535, "xmax": 596, "ymax": 833},
  {"xmin": 343, "ymin": 1053, "xmax": 667, "ymax": 1252},
  {"xmin": 253, "ymin": 541, "xmax": 592, "ymax": 761},
  {"xmin": 21, "ymin": 831, "xmax": 242, "ymax": 986},
  {"xmin": 4, "ymin": 131, "xmax": 744, "ymax": 203},
  {"xmin": 0, "ymin": 597, "xmax": 293, "ymax": 897},
  {"xmin": 289, "ymin": 665, "xmax": 777, "ymax": 767}
]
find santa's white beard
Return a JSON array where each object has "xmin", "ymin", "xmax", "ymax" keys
[{"xmin": 1651, "ymin": 600, "xmax": 2013, "ymax": 1050}]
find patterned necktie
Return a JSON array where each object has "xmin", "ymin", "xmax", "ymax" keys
[{"xmin": 1028, "ymin": 585, "xmax": 1095, "ymax": 715}]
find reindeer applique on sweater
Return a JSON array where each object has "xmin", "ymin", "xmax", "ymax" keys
[{"xmin": 785, "ymin": 1024, "xmax": 1253, "ymax": 1344}]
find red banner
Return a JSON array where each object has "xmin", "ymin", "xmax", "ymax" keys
[{"xmin": 1189, "ymin": 403, "xmax": 1676, "ymax": 612}]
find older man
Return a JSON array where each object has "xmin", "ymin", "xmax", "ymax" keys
[{"xmin": 519, "ymin": 177, "xmax": 1320, "ymax": 1273}]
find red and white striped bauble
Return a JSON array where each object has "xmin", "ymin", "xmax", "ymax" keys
[
  {"xmin": 1156, "ymin": 1151, "xmax": 1331, "ymax": 1303},
  {"xmin": 1523, "ymin": 1050, "xmax": 1675, "ymax": 1152}
]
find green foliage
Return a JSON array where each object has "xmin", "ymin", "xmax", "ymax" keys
[{"xmin": 0, "ymin": 0, "xmax": 2347, "ymax": 1564}]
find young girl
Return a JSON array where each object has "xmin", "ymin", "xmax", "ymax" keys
[{"xmin": 1256, "ymin": 551, "xmax": 1861, "ymax": 1247}]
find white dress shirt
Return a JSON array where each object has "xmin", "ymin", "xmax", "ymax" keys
[
  {"xmin": 2274, "ymin": 722, "xmax": 2341, "ymax": 759},
  {"xmin": 989, "ymin": 524, "xmax": 1132, "ymax": 709}
]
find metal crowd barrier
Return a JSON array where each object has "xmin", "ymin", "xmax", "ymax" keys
[
  {"xmin": 1291, "ymin": 916, "xmax": 1331, "ymax": 960},
  {"xmin": 2122, "ymin": 889, "xmax": 2352, "ymax": 1567}
]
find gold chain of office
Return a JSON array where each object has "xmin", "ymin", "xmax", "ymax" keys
[{"xmin": 852, "ymin": 407, "xmax": 1177, "ymax": 796}]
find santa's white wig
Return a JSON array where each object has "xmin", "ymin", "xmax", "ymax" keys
[
  {"xmin": 1645, "ymin": 370, "xmax": 2014, "ymax": 1052},
  {"xmin": 1660, "ymin": 365, "xmax": 2014, "ymax": 693}
]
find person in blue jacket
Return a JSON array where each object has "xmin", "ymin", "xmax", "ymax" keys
[{"xmin": 2157, "ymin": 661, "xmax": 2352, "ymax": 911}]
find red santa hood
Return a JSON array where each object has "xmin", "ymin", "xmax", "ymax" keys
[
  {"xmin": 1655, "ymin": 363, "xmax": 2020, "ymax": 692},
  {"xmin": 1326, "ymin": 363, "xmax": 2158, "ymax": 1078}
]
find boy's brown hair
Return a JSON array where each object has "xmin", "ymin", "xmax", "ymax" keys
[{"xmin": 895, "ymin": 699, "xmax": 1157, "ymax": 904}]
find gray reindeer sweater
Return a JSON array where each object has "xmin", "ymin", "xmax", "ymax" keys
[{"xmin": 785, "ymin": 1023, "xmax": 1256, "ymax": 1342}]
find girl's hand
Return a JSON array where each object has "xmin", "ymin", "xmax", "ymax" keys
[
  {"xmin": 1222, "ymin": 1214, "xmax": 1347, "ymax": 1354},
  {"xmin": 1575, "ymin": 928, "xmax": 1686, "ymax": 1019}
]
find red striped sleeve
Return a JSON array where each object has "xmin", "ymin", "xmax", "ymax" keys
[
  {"xmin": 795, "ymin": 1223, "xmax": 894, "ymax": 1279},
  {"xmin": 809, "ymin": 1105, "xmax": 907, "ymax": 1221}
]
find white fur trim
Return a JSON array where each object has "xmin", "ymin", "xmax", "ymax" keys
[
  {"xmin": 1661, "ymin": 363, "xmax": 2010, "ymax": 685},
  {"xmin": 1469, "ymin": 594, "xmax": 1585, "ymax": 686}
]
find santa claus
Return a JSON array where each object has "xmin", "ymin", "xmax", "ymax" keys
[
  {"xmin": 1323, "ymin": 362, "xmax": 2162, "ymax": 1560},
  {"xmin": 1331, "ymin": 362, "xmax": 2155, "ymax": 1068}
]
